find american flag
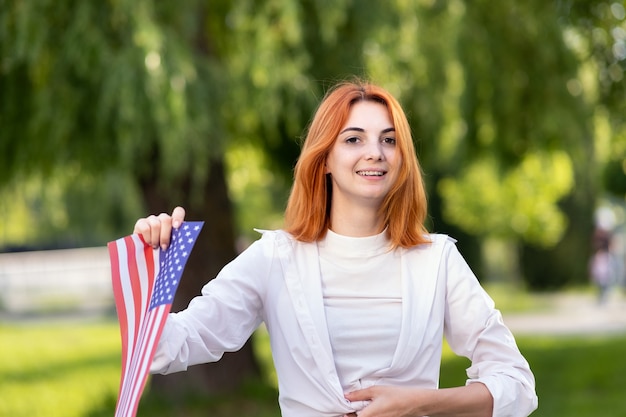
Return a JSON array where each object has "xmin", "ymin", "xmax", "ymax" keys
[{"xmin": 107, "ymin": 221, "xmax": 204, "ymax": 417}]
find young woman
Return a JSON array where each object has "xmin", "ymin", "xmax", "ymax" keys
[{"xmin": 134, "ymin": 80, "xmax": 538, "ymax": 417}]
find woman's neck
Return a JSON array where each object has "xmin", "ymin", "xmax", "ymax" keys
[{"xmin": 328, "ymin": 204, "xmax": 385, "ymax": 237}]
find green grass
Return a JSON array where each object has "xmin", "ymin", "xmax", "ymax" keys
[
  {"xmin": 1, "ymin": 316, "xmax": 626, "ymax": 416},
  {"xmin": 0, "ymin": 320, "xmax": 121, "ymax": 417}
]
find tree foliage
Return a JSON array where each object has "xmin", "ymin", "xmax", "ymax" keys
[
  {"xmin": 1, "ymin": 0, "xmax": 617, "ymax": 250},
  {"xmin": 562, "ymin": 1, "xmax": 626, "ymax": 197}
]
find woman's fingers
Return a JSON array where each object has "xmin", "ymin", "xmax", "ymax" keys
[
  {"xmin": 171, "ymin": 206, "xmax": 186, "ymax": 229},
  {"xmin": 133, "ymin": 217, "xmax": 152, "ymax": 244},
  {"xmin": 156, "ymin": 213, "xmax": 172, "ymax": 250},
  {"xmin": 132, "ymin": 207, "xmax": 187, "ymax": 249},
  {"xmin": 147, "ymin": 215, "xmax": 163, "ymax": 249}
]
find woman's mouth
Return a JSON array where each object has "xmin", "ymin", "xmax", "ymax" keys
[{"xmin": 356, "ymin": 170, "xmax": 386, "ymax": 177}]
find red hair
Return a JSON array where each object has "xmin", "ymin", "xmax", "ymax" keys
[{"xmin": 284, "ymin": 80, "xmax": 429, "ymax": 248}]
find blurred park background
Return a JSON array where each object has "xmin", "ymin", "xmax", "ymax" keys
[{"xmin": 1, "ymin": 0, "xmax": 626, "ymax": 415}]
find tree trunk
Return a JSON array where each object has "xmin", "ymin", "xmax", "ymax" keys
[{"xmin": 139, "ymin": 158, "xmax": 260, "ymax": 400}]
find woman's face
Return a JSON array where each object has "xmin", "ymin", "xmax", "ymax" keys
[{"xmin": 325, "ymin": 100, "xmax": 401, "ymax": 211}]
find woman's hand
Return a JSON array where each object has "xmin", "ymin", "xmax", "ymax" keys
[
  {"xmin": 344, "ymin": 383, "xmax": 493, "ymax": 417},
  {"xmin": 344, "ymin": 386, "xmax": 427, "ymax": 417},
  {"xmin": 133, "ymin": 206, "xmax": 186, "ymax": 250}
]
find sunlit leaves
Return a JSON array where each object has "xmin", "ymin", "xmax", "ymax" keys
[
  {"xmin": 438, "ymin": 151, "xmax": 574, "ymax": 246},
  {"xmin": 218, "ymin": 0, "xmax": 313, "ymax": 143}
]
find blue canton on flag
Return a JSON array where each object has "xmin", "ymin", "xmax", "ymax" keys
[{"xmin": 150, "ymin": 222, "xmax": 203, "ymax": 310}]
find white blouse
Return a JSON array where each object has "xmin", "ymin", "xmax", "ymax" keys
[
  {"xmin": 318, "ymin": 229, "xmax": 402, "ymax": 392},
  {"xmin": 151, "ymin": 230, "xmax": 538, "ymax": 417}
]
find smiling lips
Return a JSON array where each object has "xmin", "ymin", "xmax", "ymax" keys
[{"xmin": 356, "ymin": 170, "xmax": 386, "ymax": 177}]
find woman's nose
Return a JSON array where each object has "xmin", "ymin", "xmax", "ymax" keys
[{"xmin": 365, "ymin": 140, "xmax": 384, "ymax": 161}]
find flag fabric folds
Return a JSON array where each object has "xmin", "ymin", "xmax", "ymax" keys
[{"xmin": 108, "ymin": 221, "xmax": 204, "ymax": 417}]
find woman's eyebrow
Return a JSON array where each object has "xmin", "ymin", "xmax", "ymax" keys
[
  {"xmin": 339, "ymin": 126, "xmax": 396, "ymax": 135},
  {"xmin": 339, "ymin": 127, "xmax": 365, "ymax": 135}
]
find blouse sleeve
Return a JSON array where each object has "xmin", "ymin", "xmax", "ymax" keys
[
  {"xmin": 151, "ymin": 233, "xmax": 274, "ymax": 374},
  {"xmin": 442, "ymin": 239, "xmax": 538, "ymax": 417}
]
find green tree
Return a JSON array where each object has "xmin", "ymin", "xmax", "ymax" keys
[
  {"xmin": 563, "ymin": 1, "xmax": 626, "ymax": 197},
  {"xmin": 520, "ymin": 0, "xmax": 626, "ymax": 289},
  {"xmin": 451, "ymin": 0, "xmax": 596, "ymax": 289},
  {"xmin": 0, "ymin": 0, "xmax": 259, "ymax": 397}
]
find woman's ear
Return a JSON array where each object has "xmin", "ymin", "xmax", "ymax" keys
[{"xmin": 325, "ymin": 156, "xmax": 333, "ymax": 174}]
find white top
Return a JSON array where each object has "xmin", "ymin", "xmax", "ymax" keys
[
  {"xmin": 151, "ymin": 231, "xmax": 538, "ymax": 417},
  {"xmin": 318, "ymin": 229, "xmax": 402, "ymax": 392}
]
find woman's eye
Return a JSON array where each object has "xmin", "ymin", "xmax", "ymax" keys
[
  {"xmin": 383, "ymin": 137, "xmax": 396, "ymax": 145},
  {"xmin": 345, "ymin": 136, "xmax": 359, "ymax": 143}
]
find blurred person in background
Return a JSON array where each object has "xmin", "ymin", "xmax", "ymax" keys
[
  {"xmin": 134, "ymin": 80, "xmax": 538, "ymax": 417},
  {"xmin": 590, "ymin": 226, "xmax": 620, "ymax": 305}
]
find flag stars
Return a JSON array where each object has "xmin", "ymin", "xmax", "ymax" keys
[{"xmin": 147, "ymin": 221, "xmax": 203, "ymax": 310}]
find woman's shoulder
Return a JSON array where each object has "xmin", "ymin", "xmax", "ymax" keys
[
  {"xmin": 249, "ymin": 228, "xmax": 304, "ymax": 250},
  {"xmin": 410, "ymin": 233, "xmax": 457, "ymax": 249},
  {"xmin": 253, "ymin": 228, "xmax": 294, "ymax": 242},
  {"xmin": 230, "ymin": 229, "xmax": 297, "ymax": 265},
  {"xmin": 242, "ymin": 229, "xmax": 318, "ymax": 263},
  {"xmin": 400, "ymin": 233, "xmax": 459, "ymax": 260}
]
